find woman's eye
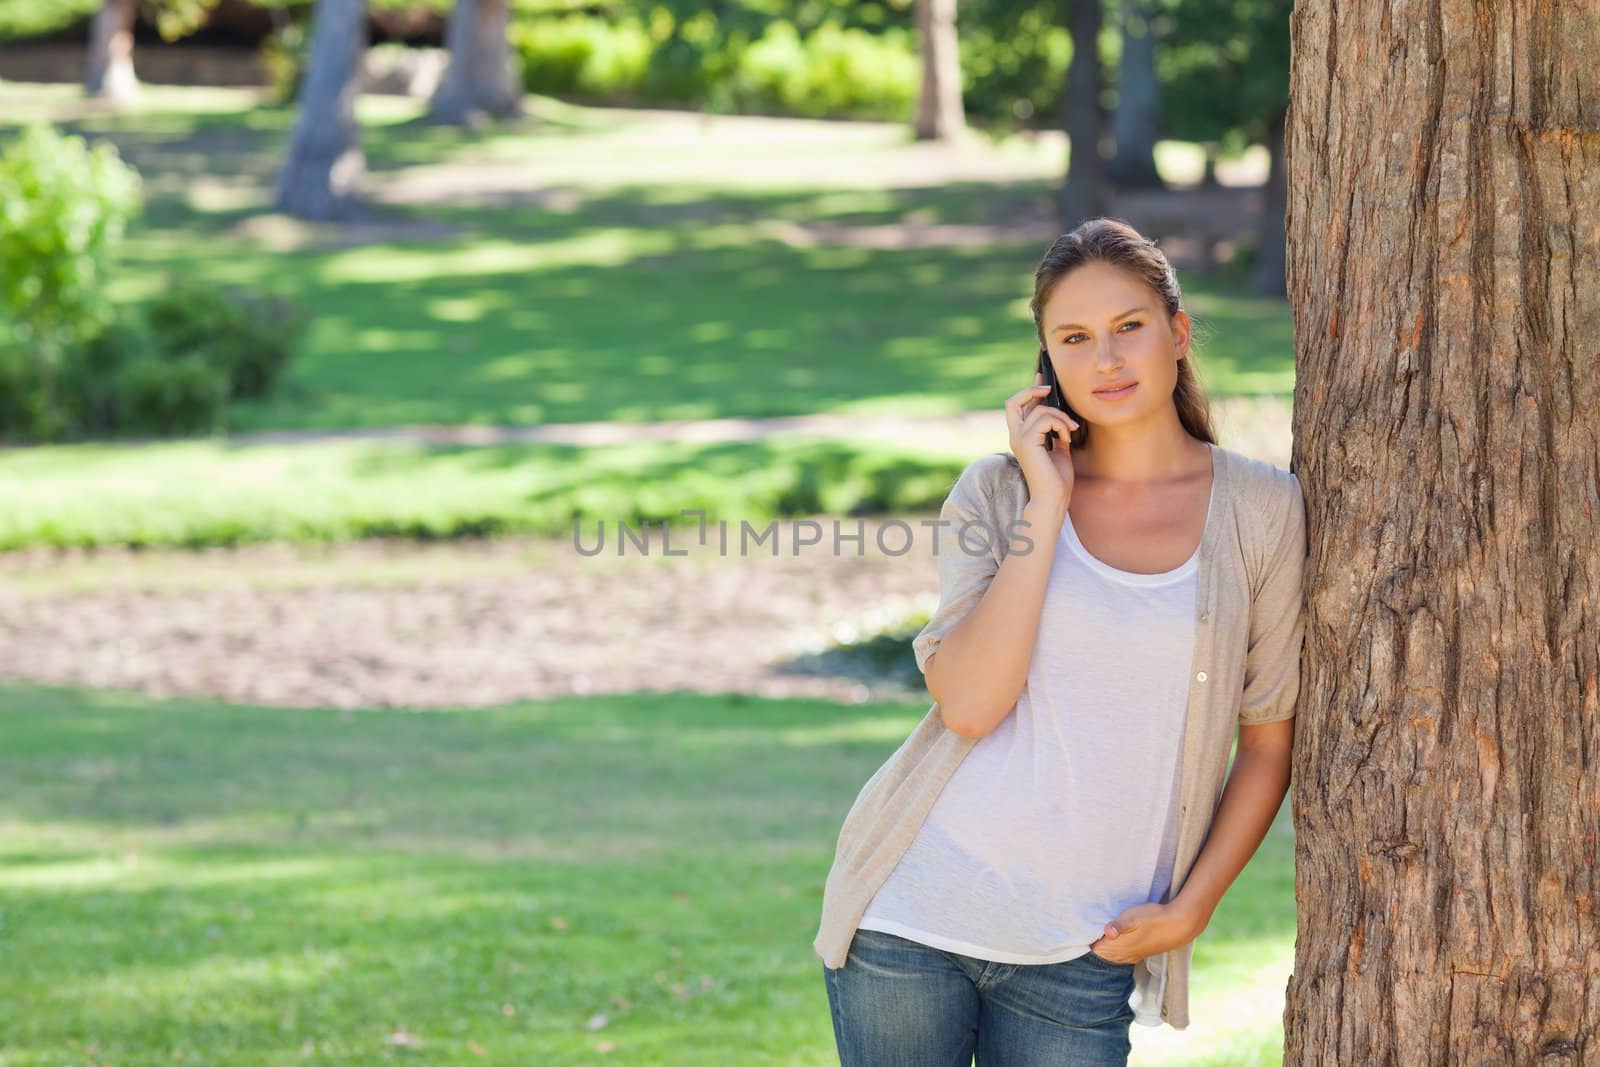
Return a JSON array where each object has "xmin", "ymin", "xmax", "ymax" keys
[{"xmin": 1064, "ymin": 322, "xmax": 1139, "ymax": 344}]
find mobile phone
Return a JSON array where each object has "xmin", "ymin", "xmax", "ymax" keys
[{"xmin": 1035, "ymin": 346, "xmax": 1074, "ymax": 452}]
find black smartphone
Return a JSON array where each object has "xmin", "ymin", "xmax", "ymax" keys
[{"xmin": 1034, "ymin": 346, "xmax": 1074, "ymax": 452}]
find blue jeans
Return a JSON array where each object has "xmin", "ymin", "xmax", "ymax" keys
[{"xmin": 823, "ymin": 927, "xmax": 1136, "ymax": 1066}]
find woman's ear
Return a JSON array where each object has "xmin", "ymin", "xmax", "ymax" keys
[{"xmin": 1171, "ymin": 310, "xmax": 1192, "ymax": 361}]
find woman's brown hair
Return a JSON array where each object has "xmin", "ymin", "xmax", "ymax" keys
[{"xmin": 1028, "ymin": 217, "xmax": 1217, "ymax": 450}]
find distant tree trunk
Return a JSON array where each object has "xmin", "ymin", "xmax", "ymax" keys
[
  {"xmin": 1252, "ymin": 106, "xmax": 1286, "ymax": 296},
  {"xmin": 274, "ymin": 0, "xmax": 366, "ymax": 220},
  {"xmin": 1107, "ymin": 0, "xmax": 1162, "ymax": 189},
  {"xmin": 430, "ymin": 0, "xmax": 522, "ymax": 125},
  {"xmin": 913, "ymin": 0, "xmax": 965, "ymax": 141},
  {"xmin": 84, "ymin": 0, "xmax": 139, "ymax": 102},
  {"xmin": 1284, "ymin": 2, "xmax": 1599, "ymax": 1063},
  {"xmin": 1058, "ymin": 0, "xmax": 1106, "ymax": 226},
  {"xmin": 1199, "ymin": 141, "xmax": 1219, "ymax": 187}
]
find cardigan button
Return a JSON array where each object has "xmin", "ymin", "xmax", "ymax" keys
[
  {"xmin": 1199, "ymin": 611, "xmax": 1209, "ymax": 623},
  {"xmin": 1162, "ymin": 1007, "xmax": 1169, "ymax": 1017},
  {"xmin": 1196, "ymin": 671, "xmax": 1208, "ymax": 682}
]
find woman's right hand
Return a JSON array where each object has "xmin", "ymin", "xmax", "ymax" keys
[{"xmin": 1005, "ymin": 372, "xmax": 1078, "ymax": 512}]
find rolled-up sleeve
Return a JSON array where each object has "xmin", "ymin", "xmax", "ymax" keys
[
  {"xmin": 1237, "ymin": 471, "xmax": 1308, "ymax": 725},
  {"xmin": 911, "ymin": 458, "xmax": 1003, "ymax": 677}
]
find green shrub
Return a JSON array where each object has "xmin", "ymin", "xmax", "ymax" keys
[
  {"xmin": 58, "ymin": 315, "xmax": 156, "ymax": 435},
  {"xmin": 513, "ymin": 14, "xmax": 653, "ymax": 100},
  {"xmin": 261, "ymin": 19, "xmax": 310, "ymax": 106},
  {"xmin": 727, "ymin": 20, "xmax": 918, "ymax": 119},
  {"xmin": 640, "ymin": 8, "xmax": 724, "ymax": 105},
  {"xmin": 111, "ymin": 353, "xmax": 230, "ymax": 437},
  {"xmin": 732, "ymin": 21, "xmax": 807, "ymax": 111},
  {"xmin": 509, "ymin": 10, "xmax": 915, "ymax": 119},
  {"xmin": 0, "ymin": 280, "xmax": 304, "ymax": 444},
  {"xmin": 0, "ymin": 338, "xmax": 62, "ymax": 442},
  {"xmin": 146, "ymin": 280, "xmax": 306, "ymax": 400},
  {"xmin": 0, "ymin": 125, "xmax": 141, "ymax": 355}
]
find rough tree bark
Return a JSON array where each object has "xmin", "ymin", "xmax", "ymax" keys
[
  {"xmin": 1107, "ymin": 0, "xmax": 1163, "ymax": 189},
  {"xmin": 84, "ymin": 0, "xmax": 139, "ymax": 103},
  {"xmin": 1284, "ymin": 2, "xmax": 1599, "ymax": 1064},
  {"xmin": 274, "ymin": 0, "xmax": 366, "ymax": 221},
  {"xmin": 1253, "ymin": 105, "xmax": 1287, "ymax": 297},
  {"xmin": 1058, "ymin": 0, "xmax": 1107, "ymax": 226},
  {"xmin": 913, "ymin": 0, "xmax": 965, "ymax": 142},
  {"xmin": 430, "ymin": 0, "xmax": 522, "ymax": 126}
]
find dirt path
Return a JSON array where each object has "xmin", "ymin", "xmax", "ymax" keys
[
  {"xmin": 0, "ymin": 522, "xmax": 941, "ymax": 710},
  {"xmin": 0, "ymin": 403, "xmax": 1290, "ymax": 712}
]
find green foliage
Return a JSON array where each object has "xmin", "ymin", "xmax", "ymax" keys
[
  {"xmin": 0, "ymin": 126, "xmax": 303, "ymax": 443},
  {"xmin": 146, "ymin": 279, "xmax": 306, "ymax": 400},
  {"xmin": 110, "ymin": 349, "xmax": 232, "ymax": 435},
  {"xmin": 956, "ymin": 0, "xmax": 1072, "ymax": 128},
  {"xmin": 512, "ymin": 9, "xmax": 916, "ymax": 118},
  {"xmin": 0, "ymin": 280, "xmax": 305, "ymax": 444},
  {"xmin": 0, "ymin": 125, "xmax": 141, "ymax": 356},
  {"xmin": 0, "ymin": 0, "xmax": 98, "ymax": 41},
  {"xmin": 734, "ymin": 20, "xmax": 916, "ymax": 119},
  {"xmin": 512, "ymin": 12, "xmax": 654, "ymax": 99},
  {"xmin": 1160, "ymin": 0, "xmax": 1291, "ymax": 148},
  {"xmin": 260, "ymin": 17, "xmax": 311, "ymax": 105},
  {"xmin": 147, "ymin": 0, "xmax": 221, "ymax": 41}
]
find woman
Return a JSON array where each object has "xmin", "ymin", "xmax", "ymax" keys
[{"xmin": 813, "ymin": 217, "xmax": 1308, "ymax": 1066}]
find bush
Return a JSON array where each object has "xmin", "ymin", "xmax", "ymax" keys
[
  {"xmin": 112, "ymin": 353, "xmax": 230, "ymax": 437},
  {"xmin": 0, "ymin": 125, "xmax": 141, "ymax": 355},
  {"xmin": 0, "ymin": 129, "xmax": 303, "ymax": 444},
  {"xmin": 0, "ymin": 281, "xmax": 305, "ymax": 444},
  {"xmin": 509, "ymin": 11, "xmax": 916, "ymax": 119},
  {"xmin": 58, "ymin": 315, "xmax": 155, "ymax": 435},
  {"xmin": 261, "ymin": 19, "xmax": 311, "ymax": 106},
  {"xmin": 513, "ymin": 14, "xmax": 654, "ymax": 100},
  {"xmin": 733, "ymin": 21, "xmax": 916, "ymax": 119},
  {"xmin": 0, "ymin": 339, "xmax": 63, "ymax": 442},
  {"xmin": 146, "ymin": 280, "xmax": 306, "ymax": 400}
]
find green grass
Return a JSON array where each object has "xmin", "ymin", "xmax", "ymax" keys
[
  {"xmin": 2, "ymin": 84, "xmax": 1294, "ymax": 434},
  {"xmin": 0, "ymin": 435, "xmax": 969, "ymax": 550},
  {"xmin": 0, "ymin": 681, "xmax": 1295, "ymax": 1064},
  {"xmin": 0, "ymin": 84, "xmax": 1292, "ymax": 552}
]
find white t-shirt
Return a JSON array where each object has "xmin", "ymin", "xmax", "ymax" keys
[{"xmin": 857, "ymin": 492, "xmax": 1206, "ymax": 971}]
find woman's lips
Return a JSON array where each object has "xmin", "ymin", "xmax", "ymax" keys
[{"xmin": 1093, "ymin": 382, "xmax": 1138, "ymax": 400}]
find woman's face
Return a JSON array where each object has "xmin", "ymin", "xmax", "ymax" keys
[{"xmin": 1038, "ymin": 261, "xmax": 1190, "ymax": 429}]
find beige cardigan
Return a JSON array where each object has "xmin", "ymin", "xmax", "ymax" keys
[{"xmin": 812, "ymin": 441, "xmax": 1307, "ymax": 1030}]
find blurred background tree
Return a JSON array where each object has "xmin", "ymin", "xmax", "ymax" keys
[{"xmin": 1160, "ymin": 0, "xmax": 1291, "ymax": 293}]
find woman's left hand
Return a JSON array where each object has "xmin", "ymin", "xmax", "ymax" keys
[{"xmin": 1088, "ymin": 901, "xmax": 1207, "ymax": 965}]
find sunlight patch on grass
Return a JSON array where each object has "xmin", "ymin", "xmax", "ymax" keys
[{"xmin": 773, "ymin": 716, "xmax": 927, "ymax": 747}]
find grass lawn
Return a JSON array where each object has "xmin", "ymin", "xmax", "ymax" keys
[
  {"xmin": 0, "ymin": 84, "xmax": 1294, "ymax": 552},
  {"xmin": 3, "ymin": 84, "xmax": 1294, "ymax": 433},
  {"xmin": 0, "ymin": 435, "xmax": 972, "ymax": 550},
  {"xmin": 0, "ymin": 681, "xmax": 1296, "ymax": 1065}
]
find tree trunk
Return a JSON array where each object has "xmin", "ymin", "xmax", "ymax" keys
[
  {"xmin": 430, "ymin": 0, "xmax": 522, "ymax": 126},
  {"xmin": 84, "ymin": 0, "xmax": 138, "ymax": 103},
  {"xmin": 274, "ymin": 0, "xmax": 366, "ymax": 221},
  {"xmin": 1284, "ymin": 2, "xmax": 1599, "ymax": 1064},
  {"xmin": 1107, "ymin": 0, "xmax": 1162, "ymax": 189},
  {"xmin": 1252, "ymin": 106, "xmax": 1287, "ymax": 297},
  {"xmin": 913, "ymin": 0, "xmax": 965, "ymax": 142},
  {"xmin": 1058, "ymin": 0, "xmax": 1106, "ymax": 227}
]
